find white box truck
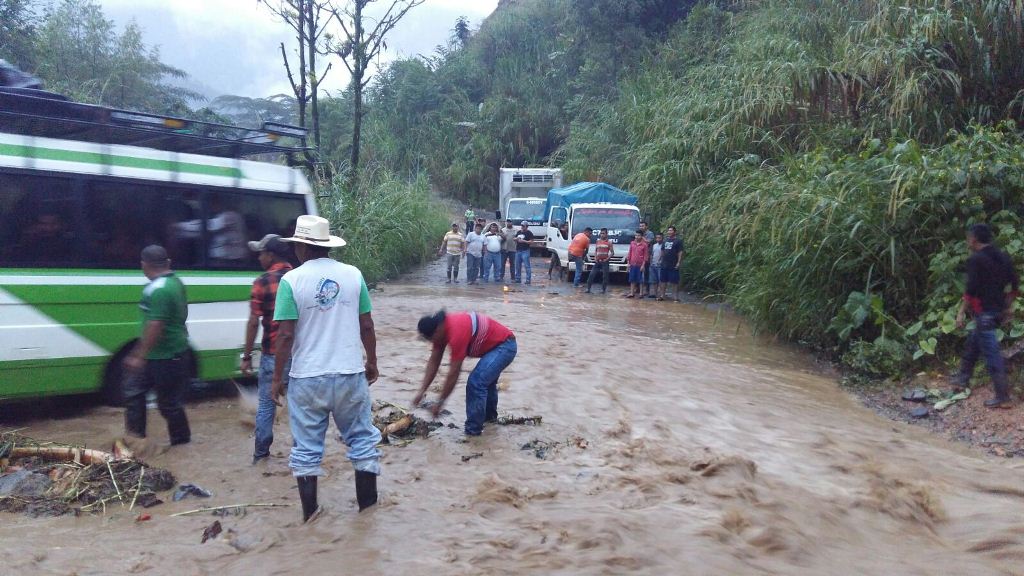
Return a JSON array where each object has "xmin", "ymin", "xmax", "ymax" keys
[
  {"xmin": 544, "ymin": 182, "xmax": 641, "ymax": 276},
  {"xmin": 498, "ymin": 168, "xmax": 562, "ymax": 248}
]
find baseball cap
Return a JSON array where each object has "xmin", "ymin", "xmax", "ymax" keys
[
  {"xmin": 520, "ymin": 220, "xmax": 529, "ymax": 226},
  {"xmin": 248, "ymin": 234, "xmax": 289, "ymax": 256}
]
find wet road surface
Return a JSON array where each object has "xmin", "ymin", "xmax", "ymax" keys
[{"xmin": 3, "ymin": 257, "xmax": 1024, "ymax": 575}]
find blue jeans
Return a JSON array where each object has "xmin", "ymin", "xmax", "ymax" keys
[
  {"xmin": 465, "ymin": 338, "xmax": 518, "ymax": 435},
  {"xmin": 483, "ymin": 251, "xmax": 501, "ymax": 282},
  {"xmin": 467, "ymin": 253, "xmax": 481, "ymax": 283},
  {"xmin": 958, "ymin": 313, "xmax": 1009, "ymax": 398},
  {"xmin": 570, "ymin": 254, "xmax": 586, "ymax": 287},
  {"xmin": 515, "ymin": 251, "xmax": 532, "ymax": 284},
  {"xmin": 254, "ymin": 353, "xmax": 289, "ymax": 459},
  {"xmin": 287, "ymin": 372, "xmax": 382, "ymax": 477},
  {"xmin": 499, "ymin": 250, "xmax": 513, "ymax": 280}
]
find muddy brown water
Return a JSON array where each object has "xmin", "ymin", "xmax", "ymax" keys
[{"xmin": 3, "ymin": 258, "xmax": 1024, "ymax": 575}]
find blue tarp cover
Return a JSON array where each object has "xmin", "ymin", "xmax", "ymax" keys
[{"xmin": 544, "ymin": 182, "xmax": 638, "ymax": 217}]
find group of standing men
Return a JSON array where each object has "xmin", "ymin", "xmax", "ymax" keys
[
  {"xmin": 440, "ymin": 219, "xmax": 536, "ymax": 285},
  {"xmin": 566, "ymin": 221, "xmax": 684, "ymax": 300}
]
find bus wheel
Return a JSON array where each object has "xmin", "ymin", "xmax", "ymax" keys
[{"xmin": 102, "ymin": 345, "xmax": 134, "ymax": 407}]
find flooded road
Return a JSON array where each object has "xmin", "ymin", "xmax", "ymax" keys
[{"xmin": 3, "ymin": 257, "xmax": 1024, "ymax": 575}]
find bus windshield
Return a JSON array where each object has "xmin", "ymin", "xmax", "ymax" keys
[{"xmin": 506, "ymin": 199, "xmax": 547, "ymax": 223}]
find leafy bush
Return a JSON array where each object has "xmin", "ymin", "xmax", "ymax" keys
[
  {"xmin": 317, "ymin": 169, "xmax": 449, "ymax": 284},
  {"xmin": 842, "ymin": 337, "xmax": 910, "ymax": 379}
]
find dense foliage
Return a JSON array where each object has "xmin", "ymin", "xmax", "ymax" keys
[{"xmin": 348, "ymin": 0, "xmax": 1024, "ymax": 374}]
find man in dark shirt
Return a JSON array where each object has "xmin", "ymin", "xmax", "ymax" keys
[
  {"xmin": 953, "ymin": 223, "xmax": 1019, "ymax": 408},
  {"xmin": 241, "ymin": 234, "xmax": 293, "ymax": 463},
  {"xmin": 514, "ymin": 221, "xmax": 534, "ymax": 285},
  {"xmin": 658, "ymin": 226, "xmax": 684, "ymax": 302}
]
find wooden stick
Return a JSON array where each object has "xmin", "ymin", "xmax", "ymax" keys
[
  {"xmin": 129, "ymin": 467, "xmax": 145, "ymax": 511},
  {"xmin": 106, "ymin": 460, "xmax": 124, "ymax": 505},
  {"xmin": 169, "ymin": 503, "xmax": 289, "ymax": 517},
  {"xmin": 9, "ymin": 446, "xmax": 114, "ymax": 465}
]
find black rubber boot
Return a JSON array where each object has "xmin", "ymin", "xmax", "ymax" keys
[
  {"xmin": 355, "ymin": 471, "xmax": 378, "ymax": 511},
  {"xmin": 296, "ymin": 476, "xmax": 318, "ymax": 522}
]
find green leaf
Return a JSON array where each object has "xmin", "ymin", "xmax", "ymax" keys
[
  {"xmin": 906, "ymin": 321, "xmax": 923, "ymax": 336},
  {"xmin": 1010, "ymin": 323, "xmax": 1024, "ymax": 338},
  {"xmin": 919, "ymin": 337, "xmax": 937, "ymax": 355}
]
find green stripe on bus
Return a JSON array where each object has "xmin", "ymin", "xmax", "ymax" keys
[
  {"xmin": 0, "ymin": 268, "xmax": 259, "ymax": 277},
  {"xmin": 1, "ymin": 284, "xmax": 250, "ymax": 352},
  {"xmin": 0, "ymin": 349, "xmax": 244, "ymax": 400},
  {"xmin": 0, "ymin": 143, "xmax": 243, "ymax": 179}
]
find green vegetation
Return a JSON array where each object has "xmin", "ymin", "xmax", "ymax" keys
[
  {"xmin": 344, "ymin": 0, "xmax": 1024, "ymax": 376},
  {"xmin": 318, "ymin": 170, "xmax": 449, "ymax": 284}
]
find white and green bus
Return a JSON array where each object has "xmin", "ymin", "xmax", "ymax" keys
[{"xmin": 0, "ymin": 90, "xmax": 315, "ymax": 403}]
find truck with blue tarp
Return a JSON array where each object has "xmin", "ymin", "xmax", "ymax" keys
[{"xmin": 543, "ymin": 182, "xmax": 641, "ymax": 277}]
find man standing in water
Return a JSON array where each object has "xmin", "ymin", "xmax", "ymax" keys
[
  {"xmin": 439, "ymin": 223, "xmax": 465, "ymax": 284},
  {"xmin": 658, "ymin": 226, "xmax": 684, "ymax": 302},
  {"xmin": 568, "ymin": 226, "xmax": 592, "ymax": 288},
  {"xmin": 586, "ymin": 228, "xmax": 614, "ymax": 294},
  {"xmin": 953, "ymin": 223, "xmax": 1019, "ymax": 408},
  {"xmin": 413, "ymin": 310, "xmax": 517, "ymax": 436},
  {"xmin": 241, "ymin": 234, "xmax": 292, "ymax": 464},
  {"xmin": 514, "ymin": 220, "xmax": 534, "ymax": 285},
  {"xmin": 123, "ymin": 245, "xmax": 191, "ymax": 447},
  {"xmin": 272, "ymin": 215, "xmax": 381, "ymax": 521},
  {"xmin": 483, "ymin": 222, "xmax": 504, "ymax": 283},
  {"xmin": 501, "ymin": 219, "xmax": 517, "ymax": 281},
  {"xmin": 465, "ymin": 222, "xmax": 485, "ymax": 285},
  {"xmin": 464, "ymin": 207, "xmax": 475, "ymax": 233},
  {"xmin": 639, "ymin": 221, "xmax": 656, "ymax": 297}
]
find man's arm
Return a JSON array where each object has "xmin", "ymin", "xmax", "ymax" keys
[
  {"xmin": 124, "ymin": 320, "xmax": 165, "ymax": 372},
  {"xmin": 241, "ymin": 312, "xmax": 259, "ymax": 375},
  {"xmin": 432, "ymin": 358, "xmax": 464, "ymax": 417},
  {"xmin": 360, "ymin": 312, "xmax": 378, "ymax": 384},
  {"xmin": 271, "ymin": 320, "xmax": 295, "ymax": 406},
  {"xmin": 413, "ymin": 345, "xmax": 445, "ymax": 406}
]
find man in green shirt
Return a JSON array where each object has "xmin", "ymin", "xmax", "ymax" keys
[{"xmin": 123, "ymin": 245, "xmax": 192, "ymax": 446}]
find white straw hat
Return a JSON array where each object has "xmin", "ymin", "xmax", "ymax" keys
[{"xmin": 281, "ymin": 215, "xmax": 346, "ymax": 248}]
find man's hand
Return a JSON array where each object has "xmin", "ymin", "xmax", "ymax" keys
[
  {"xmin": 412, "ymin": 390, "xmax": 426, "ymax": 408},
  {"xmin": 240, "ymin": 356, "xmax": 253, "ymax": 376},
  {"xmin": 271, "ymin": 377, "xmax": 285, "ymax": 407},
  {"xmin": 365, "ymin": 362, "xmax": 379, "ymax": 385},
  {"xmin": 430, "ymin": 400, "xmax": 444, "ymax": 418},
  {"xmin": 123, "ymin": 354, "xmax": 146, "ymax": 373}
]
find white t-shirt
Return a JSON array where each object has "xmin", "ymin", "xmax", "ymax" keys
[
  {"xmin": 465, "ymin": 231, "xmax": 485, "ymax": 257},
  {"xmin": 274, "ymin": 258, "xmax": 372, "ymax": 378},
  {"xmin": 484, "ymin": 232, "xmax": 502, "ymax": 253}
]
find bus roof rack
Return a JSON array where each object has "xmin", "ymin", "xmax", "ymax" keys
[{"xmin": 0, "ymin": 88, "xmax": 310, "ymax": 159}]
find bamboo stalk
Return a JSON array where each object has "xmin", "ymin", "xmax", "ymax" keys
[
  {"xmin": 169, "ymin": 503, "xmax": 289, "ymax": 517},
  {"xmin": 106, "ymin": 460, "xmax": 124, "ymax": 505},
  {"xmin": 129, "ymin": 467, "xmax": 145, "ymax": 511},
  {"xmin": 9, "ymin": 446, "xmax": 114, "ymax": 465}
]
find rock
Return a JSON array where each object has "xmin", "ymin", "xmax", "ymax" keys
[
  {"xmin": 909, "ymin": 406, "xmax": 930, "ymax": 419},
  {"xmin": 0, "ymin": 470, "xmax": 52, "ymax": 497},
  {"xmin": 901, "ymin": 388, "xmax": 928, "ymax": 402}
]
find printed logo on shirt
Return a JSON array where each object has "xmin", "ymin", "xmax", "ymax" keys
[{"xmin": 314, "ymin": 278, "xmax": 340, "ymax": 311}]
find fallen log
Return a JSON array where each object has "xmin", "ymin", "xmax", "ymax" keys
[{"xmin": 9, "ymin": 446, "xmax": 115, "ymax": 465}]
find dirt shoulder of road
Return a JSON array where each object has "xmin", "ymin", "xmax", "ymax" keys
[{"xmin": 847, "ymin": 375, "xmax": 1024, "ymax": 458}]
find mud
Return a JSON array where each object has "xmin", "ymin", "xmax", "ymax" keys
[{"xmin": 2, "ymin": 256, "xmax": 1024, "ymax": 575}]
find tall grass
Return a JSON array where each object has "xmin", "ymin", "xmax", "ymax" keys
[{"xmin": 317, "ymin": 169, "xmax": 449, "ymax": 283}]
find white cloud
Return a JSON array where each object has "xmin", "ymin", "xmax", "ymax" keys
[{"xmin": 95, "ymin": 0, "xmax": 498, "ymax": 98}]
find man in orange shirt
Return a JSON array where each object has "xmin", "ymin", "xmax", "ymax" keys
[{"xmin": 568, "ymin": 226, "xmax": 592, "ymax": 288}]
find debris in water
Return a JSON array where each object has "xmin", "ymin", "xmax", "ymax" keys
[
  {"xmin": 201, "ymin": 520, "xmax": 223, "ymax": 543},
  {"xmin": 135, "ymin": 513, "xmax": 151, "ymax": 522},
  {"xmin": 521, "ymin": 440, "xmax": 552, "ymax": 459},
  {"xmin": 497, "ymin": 414, "xmax": 543, "ymax": 426},
  {"xmin": 461, "ymin": 452, "xmax": 484, "ymax": 462},
  {"xmin": 0, "ymin": 431, "xmax": 175, "ymax": 517},
  {"xmin": 910, "ymin": 407, "xmax": 930, "ymax": 419},
  {"xmin": 372, "ymin": 400, "xmax": 443, "ymax": 443},
  {"xmin": 901, "ymin": 388, "xmax": 928, "ymax": 402},
  {"xmin": 173, "ymin": 483, "xmax": 213, "ymax": 502}
]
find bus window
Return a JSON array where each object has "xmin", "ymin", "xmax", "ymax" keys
[
  {"xmin": 0, "ymin": 173, "xmax": 79, "ymax": 267},
  {"xmin": 83, "ymin": 180, "xmax": 160, "ymax": 268},
  {"xmin": 201, "ymin": 191, "xmax": 306, "ymax": 270}
]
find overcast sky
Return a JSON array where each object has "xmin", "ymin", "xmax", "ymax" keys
[{"xmin": 95, "ymin": 0, "xmax": 498, "ymax": 99}]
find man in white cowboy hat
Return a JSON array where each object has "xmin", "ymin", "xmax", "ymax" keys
[{"xmin": 271, "ymin": 215, "xmax": 381, "ymax": 521}]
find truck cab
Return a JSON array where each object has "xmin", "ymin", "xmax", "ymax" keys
[
  {"xmin": 498, "ymin": 168, "xmax": 562, "ymax": 250},
  {"xmin": 504, "ymin": 197, "xmax": 548, "ymax": 249},
  {"xmin": 542, "ymin": 182, "xmax": 640, "ymax": 278}
]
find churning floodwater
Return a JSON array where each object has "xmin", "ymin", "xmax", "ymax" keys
[{"xmin": 3, "ymin": 257, "xmax": 1024, "ymax": 575}]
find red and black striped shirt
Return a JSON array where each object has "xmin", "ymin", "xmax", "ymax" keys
[{"xmin": 251, "ymin": 262, "xmax": 292, "ymax": 354}]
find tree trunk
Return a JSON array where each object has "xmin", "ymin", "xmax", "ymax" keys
[
  {"xmin": 306, "ymin": 0, "xmax": 320, "ymax": 150},
  {"xmin": 296, "ymin": 0, "xmax": 308, "ymax": 128},
  {"xmin": 348, "ymin": 0, "xmax": 365, "ymax": 195}
]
